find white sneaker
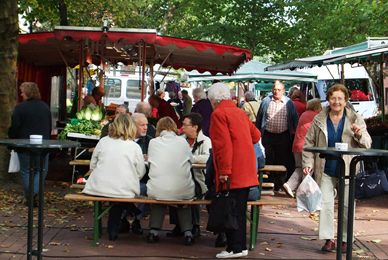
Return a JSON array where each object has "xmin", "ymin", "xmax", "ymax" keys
[
  {"xmin": 242, "ymin": 250, "xmax": 248, "ymax": 256},
  {"xmin": 283, "ymin": 183, "xmax": 294, "ymax": 198},
  {"xmin": 216, "ymin": 251, "xmax": 244, "ymax": 258}
]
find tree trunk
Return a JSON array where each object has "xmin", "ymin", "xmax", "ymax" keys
[
  {"xmin": 0, "ymin": 0, "xmax": 18, "ymax": 181},
  {"xmin": 59, "ymin": 0, "xmax": 68, "ymax": 26}
]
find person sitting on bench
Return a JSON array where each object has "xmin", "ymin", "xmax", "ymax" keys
[{"xmin": 82, "ymin": 114, "xmax": 146, "ymax": 241}]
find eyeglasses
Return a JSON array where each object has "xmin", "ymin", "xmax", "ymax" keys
[{"xmin": 182, "ymin": 124, "xmax": 192, "ymax": 127}]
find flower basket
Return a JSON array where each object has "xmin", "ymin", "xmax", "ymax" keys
[{"xmin": 365, "ymin": 115, "xmax": 388, "ymax": 137}]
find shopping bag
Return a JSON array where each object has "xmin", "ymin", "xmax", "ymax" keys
[
  {"xmin": 355, "ymin": 163, "xmax": 388, "ymax": 199},
  {"xmin": 8, "ymin": 150, "xmax": 20, "ymax": 173},
  {"xmin": 296, "ymin": 175, "xmax": 322, "ymax": 213},
  {"xmin": 206, "ymin": 179, "xmax": 239, "ymax": 233}
]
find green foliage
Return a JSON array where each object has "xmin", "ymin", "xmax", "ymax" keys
[
  {"xmin": 57, "ymin": 120, "xmax": 102, "ymax": 140},
  {"xmin": 18, "ymin": 0, "xmax": 388, "ymax": 63}
]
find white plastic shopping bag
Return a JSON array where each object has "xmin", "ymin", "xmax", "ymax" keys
[
  {"xmin": 8, "ymin": 150, "xmax": 20, "ymax": 173},
  {"xmin": 296, "ymin": 175, "xmax": 322, "ymax": 213}
]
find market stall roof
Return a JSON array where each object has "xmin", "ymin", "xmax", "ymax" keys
[
  {"xmin": 18, "ymin": 26, "xmax": 251, "ymax": 75},
  {"xmin": 187, "ymin": 60, "xmax": 317, "ymax": 83},
  {"xmin": 265, "ymin": 37, "xmax": 388, "ymax": 71}
]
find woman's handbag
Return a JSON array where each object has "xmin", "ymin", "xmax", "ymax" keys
[
  {"xmin": 355, "ymin": 163, "xmax": 388, "ymax": 199},
  {"xmin": 206, "ymin": 179, "xmax": 239, "ymax": 233},
  {"xmin": 8, "ymin": 150, "xmax": 20, "ymax": 173}
]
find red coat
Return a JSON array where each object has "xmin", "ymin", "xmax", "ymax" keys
[
  {"xmin": 157, "ymin": 100, "xmax": 182, "ymax": 128},
  {"xmin": 293, "ymin": 98, "xmax": 307, "ymax": 117},
  {"xmin": 209, "ymin": 100, "xmax": 261, "ymax": 191},
  {"xmin": 292, "ymin": 110, "xmax": 318, "ymax": 153}
]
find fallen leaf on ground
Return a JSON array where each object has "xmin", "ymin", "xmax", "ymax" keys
[
  {"xmin": 300, "ymin": 236, "xmax": 316, "ymax": 241},
  {"xmin": 265, "ymin": 248, "xmax": 272, "ymax": 252},
  {"xmin": 371, "ymin": 239, "xmax": 381, "ymax": 243},
  {"xmin": 65, "ymin": 248, "xmax": 70, "ymax": 253},
  {"xmin": 270, "ymin": 238, "xmax": 275, "ymax": 241},
  {"xmin": 49, "ymin": 242, "xmax": 61, "ymax": 246},
  {"xmin": 269, "ymin": 221, "xmax": 275, "ymax": 224},
  {"xmin": 107, "ymin": 245, "xmax": 114, "ymax": 249},
  {"xmin": 287, "ymin": 228, "xmax": 294, "ymax": 231},
  {"xmin": 260, "ymin": 242, "xmax": 269, "ymax": 245},
  {"xmin": 354, "ymin": 249, "xmax": 365, "ymax": 254}
]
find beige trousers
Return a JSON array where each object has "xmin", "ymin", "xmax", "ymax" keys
[{"xmin": 318, "ymin": 173, "xmax": 355, "ymax": 242}]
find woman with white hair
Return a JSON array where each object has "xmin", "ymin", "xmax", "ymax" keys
[
  {"xmin": 208, "ymin": 83, "xmax": 262, "ymax": 258},
  {"xmin": 191, "ymin": 88, "xmax": 213, "ymax": 137}
]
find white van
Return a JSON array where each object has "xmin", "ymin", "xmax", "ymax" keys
[
  {"xmin": 102, "ymin": 74, "xmax": 176, "ymax": 113},
  {"xmin": 300, "ymin": 64, "xmax": 378, "ymax": 118}
]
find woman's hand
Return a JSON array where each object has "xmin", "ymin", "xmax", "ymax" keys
[
  {"xmin": 219, "ymin": 175, "xmax": 228, "ymax": 183},
  {"xmin": 350, "ymin": 124, "xmax": 362, "ymax": 139},
  {"xmin": 303, "ymin": 167, "xmax": 312, "ymax": 176}
]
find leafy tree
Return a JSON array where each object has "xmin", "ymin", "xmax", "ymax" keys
[{"xmin": 0, "ymin": 0, "xmax": 18, "ymax": 181}]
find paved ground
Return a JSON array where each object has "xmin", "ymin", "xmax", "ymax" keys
[{"xmin": 0, "ymin": 181, "xmax": 387, "ymax": 260}]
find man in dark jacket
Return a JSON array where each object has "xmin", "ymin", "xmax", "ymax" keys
[
  {"xmin": 8, "ymin": 82, "xmax": 52, "ymax": 206},
  {"xmin": 255, "ymin": 81, "xmax": 299, "ymax": 191}
]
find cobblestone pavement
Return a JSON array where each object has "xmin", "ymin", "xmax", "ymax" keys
[{"xmin": 0, "ymin": 181, "xmax": 387, "ymax": 260}]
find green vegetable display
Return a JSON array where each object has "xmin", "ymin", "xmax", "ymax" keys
[
  {"xmin": 76, "ymin": 107, "xmax": 104, "ymax": 121},
  {"xmin": 57, "ymin": 120, "xmax": 102, "ymax": 140}
]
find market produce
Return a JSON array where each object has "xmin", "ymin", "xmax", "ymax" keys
[
  {"xmin": 76, "ymin": 107, "xmax": 104, "ymax": 121},
  {"xmin": 57, "ymin": 120, "xmax": 102, "ymax": 140}
]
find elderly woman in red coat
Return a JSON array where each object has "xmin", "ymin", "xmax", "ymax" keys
[{"xmin": 208, "ymin": 82, "xmax": 261, "ymax": 259}]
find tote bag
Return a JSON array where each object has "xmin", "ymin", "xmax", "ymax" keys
[
  {"xmin": 8, "ymin": 150, "xmax": 20, "ymax": 173},
  {"xmin": 206, "ymin": 179, "xmax": 239, "ymax": 233}
]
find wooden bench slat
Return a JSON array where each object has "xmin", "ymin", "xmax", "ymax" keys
[
  {"xmin": 262, "ymin": 183, "xmax": 274, "ymax": 188},
  {"xmin": 64, "ymin": 193, "xmax": 286, "ymax": 206},
  {"xmin": 69, "ymin": 160, "xmax": 91, "ymax": 166},
  {"xmin": 259, "ymin": 165, "xmax": 287, "ymax": 172}
]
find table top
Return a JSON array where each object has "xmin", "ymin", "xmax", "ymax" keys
[
  {"xmin": 0, "ymin": 139, "xmax": 80, "ymax": 149},
  {"xmin": 304, "ymin": 147, "xmax": 388, "ymax": 157},
  {"xmin": 67, "ymin": 132, "xmax": 100, "ymax": 140}
]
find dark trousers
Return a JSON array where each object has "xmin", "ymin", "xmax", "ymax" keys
[
  {"xmin": 225, "ymin": 187, "xmax": 249, "ymax": 253},
  {"xmin": 107, "ymin": 203, "xmax": 140, "ymax": 236},
  {"xmin": 262, "ymin": 130, "xmax": 292, "ymax": 190}
]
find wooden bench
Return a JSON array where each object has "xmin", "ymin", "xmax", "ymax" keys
[
  {"xmin": 258, "ymin": 165, "xmax": 287, "ymax": 196},
  {"xmin": 64, "ymin": 193, "xmax": 286, "ymax": 251}
]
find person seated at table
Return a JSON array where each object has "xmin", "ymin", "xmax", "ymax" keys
[
  {"xmin": 167, "ymin": 112, "xmax": 211, "ymax": 238},
  {"xmin": 148, "ymin": 94, "xmax": 182, "ymax": 128},
  {"xmin": 100, "ymin": 104, "xmax": 130, "ymax": 138},
  {"xmin": 82, "ymin": 113, "xmax": 146, "ymax": 241},
  {"xmin": 146, "ymin": 117, "xmax": 195, "ymax": 246},
  {"xmin": 303, "ymin": 84, "xmax": 371, "ymax": 252},
  {"xmin": 119, "ymin": 113, "xmax": 153, "ymax": 235}
]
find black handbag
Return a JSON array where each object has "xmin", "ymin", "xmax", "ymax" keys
[
  {"xmin": 206, "ymin": 179, "xmax": 239, "ymax": 233},
  {"xmin": 355, "ymin": 163, "xmax": 388, "ymax": 199}
]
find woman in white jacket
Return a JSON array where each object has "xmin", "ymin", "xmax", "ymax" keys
[
  {"xmin": 83, "ymin": 114, "xmax": 146, "ymax": 241},
  {"xmin": 146, "ymin": 117, "xmax": 196, "ymax": 246}
]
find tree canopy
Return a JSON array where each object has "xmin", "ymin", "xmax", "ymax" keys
[{"xmin": 18, "ymin": 0, "xmax": 388, "ymax": 63}]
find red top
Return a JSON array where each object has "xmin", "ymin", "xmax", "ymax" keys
[
  {"xmin": 293, "ymin": 98, "xmax": 307, "ymax": 118},
  {"xmin": 209, "ymin": 100, "xmax": 261, "ymax": 191},
  {"xmin": 292, "ymin": 110, "xmax": 319, "ymax": 153},
  {"xmin": 158, "ymin": 100, "xmax": 182, "ymax": 128}
]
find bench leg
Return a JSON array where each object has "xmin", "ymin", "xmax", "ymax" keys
[
  {"xmin": 249, "ymin": 205, "xmax": 260, "ymax": 251},
  {"xmin": 93, "ymin": 201, "xmax": 101, "ymax": 247}
]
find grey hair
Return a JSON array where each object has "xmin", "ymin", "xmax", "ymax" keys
[
  {"xmin": 208, "ymin": 83, "xmax": 231, "ymax": 106},
  {"xmin": 117, "ymin": 104, "xmax": 129, "ymax": 113},
  {"xmin": 135, "ymin": 102, "xmax": 152, "ymax": 116},
  {"xmin": 193, "ymin": 88, "xmax": 206, "ymax": 100},
  {"xmin": 131, "ymin": 112, "xmax": 147, "ymax": 124},
  {"xmin": 306, "ymin": 98, "xmax": 322, "ymax": 111},
  {"xmin": 244, "ymin": 91, "xmax": 255, "ymax": 100}
]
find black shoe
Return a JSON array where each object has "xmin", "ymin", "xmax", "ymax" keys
[
  {"xmin": 185, "ymin": 235, "xmax": 195, "ymax": 246},
  {"xmin": 109, "ymin": 234, "xmax": 118, "ymax": 241},
  {"xmin": 147, "ymin": 233, "xmax": 160, "ymax": 243},
  {"xmin": 166, "ymin": 225, "xmax": 183, "ymax": 237},
  {"xmin": 215, "ymin": 232, "xmax": 227, "ymax": 247},
  {"xmin": 119, "ymin": 218, "xmax": 130, "ymax": 234},
  {"xmin": 131, "ymin": 219, "xmax": 143, "ymax": 235},
  {"xmin": 192, "ymin": 225, "xmax": 200, "ymax": 237}
]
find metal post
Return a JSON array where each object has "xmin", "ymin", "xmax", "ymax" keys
[
  {"xmin": 140, "ymin": 40, "xmax": 147, "ymax": 102},
  {"xmin": 27, "ymin": 153, "xmax": 35, "ymax": 260},
  {"xmin": 380, "ymin": 54, "xmax": 385, "ymax": 123}
]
